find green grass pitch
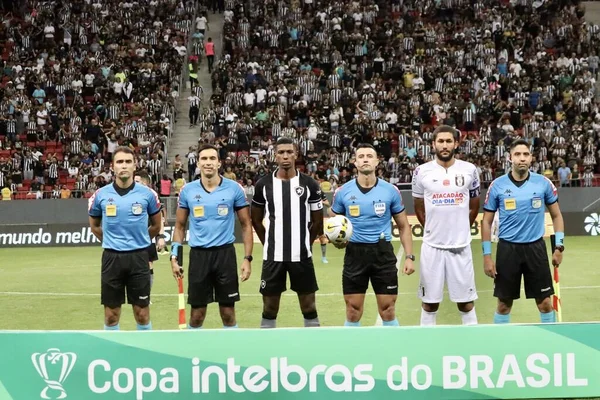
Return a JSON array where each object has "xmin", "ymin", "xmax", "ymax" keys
[{"xmin": 0, "ymin": 237, "xmax": 597, "ymax": 331}]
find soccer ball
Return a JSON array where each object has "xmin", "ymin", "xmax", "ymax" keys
[{"xmin": 324, "ymin": 215, "xmax": 353, "ymax": 244}]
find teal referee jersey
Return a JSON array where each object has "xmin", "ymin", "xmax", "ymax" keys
[
  {"xmin": 484, "ymin": 172, "xmax": 558, "ymax": 243},
  {"xmin": 178, "ymin": 177, "xmax": 249, "ymax": 248},
  {"xmin": 88, "ymin": 182, "xmax": 162, "ymax": 251},
  {"xmin": 331, "ymin": 178, "xmax": 405, "ymax": 243}
]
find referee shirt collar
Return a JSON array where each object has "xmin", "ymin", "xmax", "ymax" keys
[
  {"xmin": 356, "ymin": 177, "xmax": 379, "ymax": 194},
  {"xmin": 113, "ymin": 181, "xmax": 135, "ymax": 196},
  {"xmin": 508, "ymin": 170, "xmax": 530, "ymax": 188},
  {"xmin": 199, "ymin": 175, "xmax": 223, "ymax": 193}
]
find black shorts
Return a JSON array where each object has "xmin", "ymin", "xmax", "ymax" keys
[
  {"xmin": 260, "ymin": 258, "xmax": 319, "ymax": 295},
  {"xmin": 101, "ymin": 249, "xmax": 151, "ymax": 308},
  {"xmin": 343, "ymin": 241, "xmax": 398, "ymax": 295},
  {"xmin": 147, "ymin": 243, "xmax": 158, "ymax": 263},
  {"xmin": 494, "ymin": 238, "xmax": 554, "ymax": 300},
  {"xmin": 188, "ymin": 244, "xmax": 240, "ymax": 307}
]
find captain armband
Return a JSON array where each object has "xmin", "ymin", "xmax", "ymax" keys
[{"xmin": 469, "ymin": 187, "xmax": 480, "ymax": 198}]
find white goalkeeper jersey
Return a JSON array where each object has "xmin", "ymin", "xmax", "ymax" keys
[{"xmin": 412, "ymin": 159, "xmax": 480, "ymax": 249}]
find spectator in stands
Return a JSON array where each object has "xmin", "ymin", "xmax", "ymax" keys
[
  {"xmin": 189, "ymin": 0, "xmax": 600, "ymax": 195},
  {"xmin": 159, "ymin": 174, "xmax": 172, "ymax": 197},
  {"xmin": 557, "ymin": 162, "xmax": 572, "ymax": 187},
  {"xmin": 0, "ymin": 0, "xmax": 194, "ymax": 199}
]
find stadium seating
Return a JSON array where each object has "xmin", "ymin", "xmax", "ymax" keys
[
  {"xmin": 198, "ymin": 0, "xmax": 600, "ymax": 195},
  {"xmin": 0, "ymin": 0, "xmax": 194, "ymax": 199},
  {"xmin": 2, "ymin": 0, "xmax": 600, "ymax": 200}
]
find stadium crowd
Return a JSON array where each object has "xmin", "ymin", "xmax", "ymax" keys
[
  {"xmin": 184, "ymin": 0, "xmax": 600, "ymax": 198},
  {"xmin": 0, "ymin": 0, "xmax": 195, "ymax": 200},
  {"xmin": 2, "ymin": 0, "xmax": 600, "ymax": 201}
]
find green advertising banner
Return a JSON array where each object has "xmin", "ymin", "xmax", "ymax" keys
[{"xmin": 1, "ymin": 324, "xmax": 599, "ymax": 400}]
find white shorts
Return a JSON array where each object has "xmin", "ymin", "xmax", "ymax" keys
[{"xmin": 418, "ymin": 242, "xmax": 478, "ymax": 303}]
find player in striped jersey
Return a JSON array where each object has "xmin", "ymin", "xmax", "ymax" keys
[{"xmin": 251, "ymin": 137, "xmax": 324, "ymax": 329}]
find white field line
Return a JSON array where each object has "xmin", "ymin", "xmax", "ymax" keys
[{"xmin": 0, "ymin": 285, "xmax": 598, "ymax": 298}]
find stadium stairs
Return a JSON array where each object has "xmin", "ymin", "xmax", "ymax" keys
[{"xmin": 167, "ymin": 13, "xmax": 224, "ymax": 179}]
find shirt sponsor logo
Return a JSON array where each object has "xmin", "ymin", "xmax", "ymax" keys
[
  {"xmin": 193, "ymin": 205, "xmax": 204, "ymax": 218},
  {"xmin": 431, "ymin": 192, "xmax": 464, "ymax": 205},
  {"xmin": 131, "ymin": 203, "xmax": 143, "ymax": 215},
  {"xmin": 349, "ymin": 205, "xmax": 360, "ymax": 217},
  {"xmin": 217, "ymin": 204, "xmax": 229, "ymax": 216},
  {"xmin": 106, "ymin": 204, "xmax": 117, "ymax": 217},
  {"xmin": 373, "ymin": 202, "xmax": 386, "ymax": 217},
  {"xmin": 504, "ymin": 198, "xmax": 517, "ymax": 210},
  {"xmin": 455, "ymin": 174, "xmax": 464, "ymax": 187}
]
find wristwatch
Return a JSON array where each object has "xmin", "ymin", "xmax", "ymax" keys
[
  {"xmin": 405, "ymin": 254, "xmax": 416, "ymax": 261},
  {"xmin": 244, "ymin": 255, "xmax": 253, "ymax": 262},
  {"xmin": 555, "ymin": 245, "xmax": 565, "ymax": 253}
]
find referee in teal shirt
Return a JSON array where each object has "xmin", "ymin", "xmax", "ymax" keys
[
  {"xmin": 331, "ymin": 143, "xmax": 415, "ymax": 327},
  {"xmin": 171, "ymin": 144, "xmax": 254, "ymax": 329},
  {"xmin": 481, "ymin": 139, "xmax": 565, "ymax": 324},
  {"xmin": 89, "ymin": 147, "xmax": 162, "ymax": 331}
]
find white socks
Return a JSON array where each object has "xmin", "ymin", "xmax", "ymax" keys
[
  {"xmin": 420, "ymin": 308, "xmax": 437, "ymax": 326},
  {"xmin": 420, "ymin": 308, "xmax": 478, "ymax": 325},
  {"xmin": 460, "ymin": 308, "xmax": 478, "ymax": 325}
]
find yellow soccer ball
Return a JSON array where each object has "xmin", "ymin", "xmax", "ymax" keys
[{"xmin": 324, "ymin": 215, "xmax": 353, "ymax": 244}]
